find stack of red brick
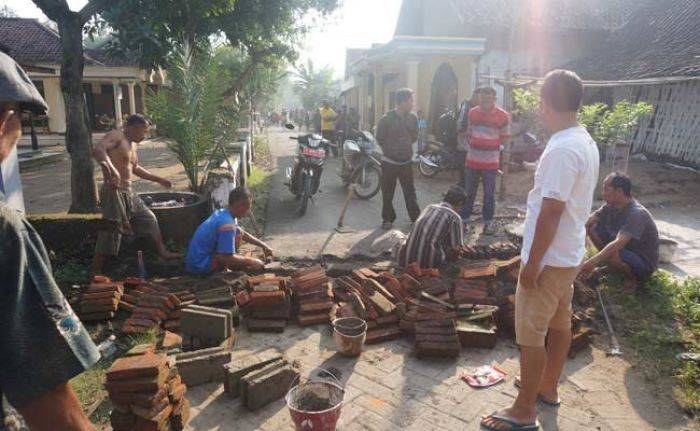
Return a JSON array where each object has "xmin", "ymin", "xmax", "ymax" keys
[
  {"xmin": 237, "ymin": 273, "xmax": 291, "ymax": 333},
  {"xmin": 107, "ymin": 352, "xmax": 189, "ymax": 431},
  {"xmin": 332, "ymin": 268, "xmax": 403, "ymax": 344},
  {"xmin": 414, "ymin": 317, "xmax": 460, "ymax": 358},
  {"xmin": 78, "ymin": 277, "xmax": 124, "ymax": 322},
  {"xmin": 458, "ymin": 241, "xmax": 520, "ymax": 260},
  {"xmin": 290, "ymin": 266, "xmax": 334, "ymax": 327},
  {"xmin": 122, "ymin": 284, "xmax": 182, "ymax": 335}
]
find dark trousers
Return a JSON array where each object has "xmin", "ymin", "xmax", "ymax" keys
[
  {"xmin": 459, "ymin": 168, "xmax": 497, "ymax": 222},
  {"xmin": 321, "ymin": 130, "xmax": 337, "ymax": 157},
  {"xmin": 381, "ymin": 161, "xmax": 421, "ymax": 223}
]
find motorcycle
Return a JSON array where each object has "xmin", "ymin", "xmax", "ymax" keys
[
  {"xmin": 339, "ymin": 130, "xmax": 382, "ymax": 199},
  {"xmin": 417, "ymin": 139, "xmax": 465, "ymax": 178},
  {"xmin": 284, "ymin": 124, "xmax": 328, "ymax": 216}
]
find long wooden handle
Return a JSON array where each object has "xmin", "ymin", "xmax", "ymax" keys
[{"xmin": 336, "ymin": 186, "xmax": 355, "ymax": 228}]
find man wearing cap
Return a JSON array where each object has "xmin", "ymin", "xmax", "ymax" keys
[{"xmin": 0, "ymin": 50, "xmax": 99, "ymax": 430}]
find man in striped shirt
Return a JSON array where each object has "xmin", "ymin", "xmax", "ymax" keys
[
  {"xmin": 398, "ymin": 186, "xmax": 466, "ymax": 269},
  {"xmin": 460, "ymin": 87, "xmax": 511, "ymax": 234}
]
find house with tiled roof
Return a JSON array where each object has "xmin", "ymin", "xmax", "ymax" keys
[
  {"xmin": 0, "ymin": 17, "xmax": 164, "ymax": 134},
  {"xmin": 342, "ymin": 0, "xmax": 647, "ymax": 130}
]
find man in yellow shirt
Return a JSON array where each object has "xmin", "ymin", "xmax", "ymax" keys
[{"xmin": 319, "ymin": 100, "xmax": 337, "ymax": 157}]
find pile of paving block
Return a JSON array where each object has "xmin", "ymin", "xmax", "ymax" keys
[
  {"xmin": 223, "ymin": 350, "xmax": 299, "ymax": 410},
  {"xmin": 332, "ymin": 268, "xmax": 403, "ymax": 344},
  {"xmin": 237, "ymin": 273, "xmax": 292, "ymax": 333},
  {"xmin": 77, "ymin": 277, "xmax": 124, "ymax": 322},
  {"xmin": 180, "ymin": 304, "xmax": 235, "ymax": 350},
  {"xmin": 106, "ymin": 352, "xmax": 189, "ymax": 431},
  {"xmin": 290, "ymin": 266, "xmax": 334, "ymax": 327},
  {"xmin": 458, "ymin": 241, "xmax": 520, "ymax": 260},
  {"xmin": 414, "ymin": 317, "xmax": 461, "ymax": 358}
]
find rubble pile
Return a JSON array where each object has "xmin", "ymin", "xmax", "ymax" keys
[{"xmin": 106, "ymin": 352, "xmax": 189, "ymax": 431}]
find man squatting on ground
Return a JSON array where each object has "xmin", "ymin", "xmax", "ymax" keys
[
  {"xmin": 376, "ymin": 87, "xmax": 421, "ymax": 230},
  {"xmin": 481, "ymin": 70, "xmax": 599, "ymax": 431},
  {"xmin": 579, "ymin": 172, "xmax": 660, "ymax": 287},
  {"xmin": 397, "ymin": 185, "xmax": 467, "ymax": 269},
  {"xmin": 460, "ymin": 86, "xmax": 511, "ymax": 235},
  {"xmin": 0, "ymin": 50, "xmax": 99, "ymax": 431},
  {"xmin": 185, "ymin": 187, "xmax": 273, "ymax": 275},
  {"xmin": 91, "ymin": 114, "xmax": 180, "ymax": 275}
]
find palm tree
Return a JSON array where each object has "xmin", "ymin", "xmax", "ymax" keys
[
  {"xmin": 293, "ymin": 60, "xmax": 340, "ymax": 111},
  {"xmin": 147, "ymin": 43, "xmax": 226, "ymax": 193}
]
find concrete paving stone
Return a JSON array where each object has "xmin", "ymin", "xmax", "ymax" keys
[
  {"xmin": 353, "ymin": 393, "xmax": 419, "ymax": 428},
  {"xmin": 603, "ymin": 418, "xmax": 657, "ymax": 431},
  {"xmin": 342, "ymin": 408, "xmax": 403, "ymax": 431},
  {"xmin": 582, "ymin": 390, "xmax": 623, "ymax": 407},
  {"xmin": 409, "ymin": 390, "xmax": 459, "ymax": 416},
  {"xmin": 404, "ymin": 399, "xmax": 469, "ymax": 430},
  {"xmin": 402, "ymin": 354, "xmax": 458, "ymax": 379},
  {"xmin": 335, "ymin": 401, "xmax": 370, "ymax": 428},
  {"xmin": 554, "ymin": 405, "xmax": 595, "ymax": 425},
  {"xmin": 346, "ymin": 373, "xmax": 405, "ymax": 406}
]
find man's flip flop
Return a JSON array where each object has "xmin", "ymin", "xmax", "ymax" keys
[
  {"xmin": 481, "ymin": 413, "xmax": 540, "ymax": 430},
  {"xmin": 513, "ymin": 377, "xmax": 562, "ymax": 407}
]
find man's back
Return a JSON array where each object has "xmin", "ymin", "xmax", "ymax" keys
[
  {"xmin": 399, "ymin": 203, "xmax": 462, "ymax": 268},
  {"xmin": 521, "ymin": 125, "xmax": 600, "ymax": 267},
  {"xmin": 185, "ymin": 209, "xmax": 237, "ymax": 273}
]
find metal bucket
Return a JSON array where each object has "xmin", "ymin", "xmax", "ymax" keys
[
  {"xmin": 332, "ymin": 317, "xmax": 367, "ymax": 357},
  {"xmin": 286, "ymin": 371, "xmax": 344, "ymax": 431}
]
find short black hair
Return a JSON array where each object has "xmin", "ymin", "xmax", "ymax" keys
[
  {"xmin": 125, "ymin": 113, "xmax": 149, "ymax": 127},
  {"xmin": 395, "ymin": 88, "xmax": 414, "ymax": 105},
  {"xmin": 606, "ymin": 172, "xmax": 632, "ymax": 197},
  {"xmin": 443, "ymin": 185, "xmax": 468, "ymax": 207},
  {"xmin": 540, "ymin": 69, "xmax": 583, "ymax": 113},
  {"xmin": 479, "ymin": 87, "xmax": 496, "ymax": 97},
  {"xmin": 228, "ymin": 187, "xmax": 252, "ymax": 206}
]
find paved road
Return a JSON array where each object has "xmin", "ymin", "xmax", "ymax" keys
[{"xmin": 263, "ymin": 127, "xmax": 458, "ymax": 260}]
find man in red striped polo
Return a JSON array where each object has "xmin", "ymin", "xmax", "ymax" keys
[{"xmin": 460, "ymin": 86, "xmax": 511, "ymax": 234}]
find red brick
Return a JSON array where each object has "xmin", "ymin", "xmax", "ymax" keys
[
  {"xmin": 171, "ymin": 398, "xmax": 190, "ymax": 430},
  {"xmin": 414, "ymin": 341, "xmax": 460, "ymax": 358},
  {"xmin": 110, "ymin": 410, "xmax": 136, "ymax": 431},
  {"xmin": 297, "ymin": 312, "xmax": 330, "ymax": 326},
  {"xmin": 459, "ymin": 263, "xmax": 497, "ymax": 280},
  {"xmin": 131, "ymin": 396, "xmax": 170, "ymax": 420},
  {"xmin": 133, "ymin": 403, "xmax": 172, "ymax": 431},
  {"xmin": 415, "ymin": 334, "xmax": 460, "ymax": 343},
  {"xmin": 246, "ymin": 318, "xmax": 286, "ymax": 333},
  {"xmin": 235, "ymin": 290, "xmax": 252, "ymax": 307},
  {"xmin": 168, "ymin": 382, "xmax": 187, "ymax": 403},
  {"xmin": 105, "ymin": 374, "xmax": 168, "ymax": 394},
  {"xmin": 107, "ymin": 353, "xmax": 168, "ymax": 381},
  {"xmin": 298, "ymin": 300, "xmax": 333, "ymax": 314},
  {"xmin": 87, "ymin": 283, "xmax": 124, "ymax": 294},
  {"xmin": 365, "ymin": 326, "xmax": 402, "ymax": 344},
  {"xmin": 249, "ymin": 290, "xmax": 286, "ymax": 308}
]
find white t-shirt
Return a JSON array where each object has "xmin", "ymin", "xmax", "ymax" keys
[{"xmin": 521, "ymin": 125, "xmax": 600, "ymax": 268}]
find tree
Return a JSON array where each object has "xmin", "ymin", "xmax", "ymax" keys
[
  {"xmin": 31, "ymin": 0, "xmax": 115, "ymax": 213},
  {"xmin": 293, "ymin": 60, "xmax": 340, "ymax": 111},
  {"xmin": 0, "ymin": 5, "xmax": 18, "ymax": 17}
]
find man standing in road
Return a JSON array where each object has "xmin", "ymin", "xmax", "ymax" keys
[
  {"xmin": 481, "ymin": 70, "xmax": 599, "ymax": 431},
  {"xmin": 91, "ymin": 114, "xmax": 180, "ymax": 275},
  {"xmin": 376, "ymin": 88, "xmax": 421, "ymax": 230},
  {"xmin": 0, "ymin": 50, "xmax": 99, "ymax": 431},
  {"xmin": 319, "ymin": 100, "xmax": 337, "ymax": 157},
  {"xmin": 460, "ymin": 87, "xmax": 510, "ymax": 235}
]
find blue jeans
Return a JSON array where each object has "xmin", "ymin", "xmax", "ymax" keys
[{"xmin": 459, "ymin": 168, "xmax": 496, "ymax": 222}]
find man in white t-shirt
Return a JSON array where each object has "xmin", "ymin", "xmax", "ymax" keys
[{"xmin": 482, "ymin": 70, "xmax": 599, "ymax": 431}]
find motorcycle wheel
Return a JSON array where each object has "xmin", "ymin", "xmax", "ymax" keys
[
  {"xmin": 352, "ymin": 164, "xmax": 381, "ymax": 200},
  {"xmin": 419, "ymin": 158, "xmax": 439, "ymax": 178},
  {"xmin": 298, "ymin": 175, "xmax": 311, "ymax": 216}
]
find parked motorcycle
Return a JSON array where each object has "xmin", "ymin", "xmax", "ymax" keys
[
  {"xmin": 417, "ymin": 139, "xmax": 466, "ymax": 178},
  {"xmin": 339, "ymin": 130, "xmax": 382, "ymax": 199},
  {"xmin": 284, "ymin": 124, "xmax": 328, "ymax": 216}
]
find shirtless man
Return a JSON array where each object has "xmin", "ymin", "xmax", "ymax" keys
[{"xmin": 92, "ymin": 114, "xmax": 179, "ymax": 274}]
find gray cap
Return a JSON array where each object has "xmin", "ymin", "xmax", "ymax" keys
[{"xmin": 0, "ymin": 50, "xmax": 48, "ymax": 114}]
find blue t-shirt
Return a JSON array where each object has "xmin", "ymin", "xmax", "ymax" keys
[{"xmin": 185, "ymin": 208, "xmax": 238, "ymax": 274}]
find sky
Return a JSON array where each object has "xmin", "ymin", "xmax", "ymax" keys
[{"xmin": 2, "ymin": 0, "xmax": 402, "ymax": 78}]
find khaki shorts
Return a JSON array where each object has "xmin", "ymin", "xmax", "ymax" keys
[
  {"xmin": 515, "ymin": 265, "xmax": 580, "ymax": 347},
  {"xmin": 95, "ymin": 185, "xmax": 160, "ymax": 256}
]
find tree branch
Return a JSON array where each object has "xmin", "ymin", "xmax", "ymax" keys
[
  {"xmin": 222, "ymin": 55, "xmax": 261, "ymax": 102},
  {"xmin": 79, "ymin": 0, "xmax": 112, "ymax": 21},
  {"xmin": 32, "ymin": 0, "xmax": 69, "ymax": 21}
]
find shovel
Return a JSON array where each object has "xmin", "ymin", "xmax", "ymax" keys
[{"xmin": 595, "ymin": 284, "xmax": 622, "ymax": 356}]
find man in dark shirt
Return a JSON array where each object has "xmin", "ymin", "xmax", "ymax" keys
[
  {"xmin": 0, "ymin": 51, "xmax": 99, "ymax": 431},
  {"xmin": 375, "ymin": 87, "xmax": 420, "ymax": 229},
  {"xmin": 398, "ymin": 185, "xmax": 465, "ymax": 268},
  {"xmin": 580, "ymin": 172, "xmax": 659, "ymax": 286}
]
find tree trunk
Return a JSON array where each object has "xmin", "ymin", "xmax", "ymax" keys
[{"xmin": 58, "ymin": 12, "xmax": 98, "ymax": 213}]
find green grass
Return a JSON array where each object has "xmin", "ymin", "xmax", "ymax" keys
[
  {"xmin": 600, "ymin": 272, "xmax": 700, "ymax": 415},
  {"xmin": 241, "ymin": 134, "xmax": 274, "ymax": 235},
  {"xmin": 53, "ymin": 258, "xmax": 91, "ymax": 293}
]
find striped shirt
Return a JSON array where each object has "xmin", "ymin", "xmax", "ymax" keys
[
  {"xmin": 398, "ymin": 202, "xmax": 463, "ymax": 269},
  {"xmin": 466, "ymin": 106, "xmax": 510, "ymax": 170}
]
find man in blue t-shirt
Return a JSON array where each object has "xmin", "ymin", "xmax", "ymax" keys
[{"xmin": 185, "ymin": 187, "xmax": 273, "ymax": 274}]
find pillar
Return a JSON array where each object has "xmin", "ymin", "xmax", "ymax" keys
[
  {"xmin": 44, "ymin": 78, "xmax": 66, "ymax": 133},
  {"xmin": 127, "ymin": 82, "xmax": 137, "ymax": 115},
  {"xmin": 373, "ymin": 71, "xmax": 383, "ymax": 126},
  {"xmin": 358, "ymin": 73, "xmax": 366, "ymax": 129},
  {"xmin": 406, "ymin": 60, "xmax": 420, "ymax": 109},
  {"xmin": 113, "ymin": 81, "xmax": 123, "ymax": 128}
]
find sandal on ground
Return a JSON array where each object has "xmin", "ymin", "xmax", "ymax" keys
[
  {"xmin": 480, "ymin": 412, "xmax": 540, "ymax": 430},
  {"xmin": 513, "ymin": 377, "xmax": 562, "ymax": 407}
]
